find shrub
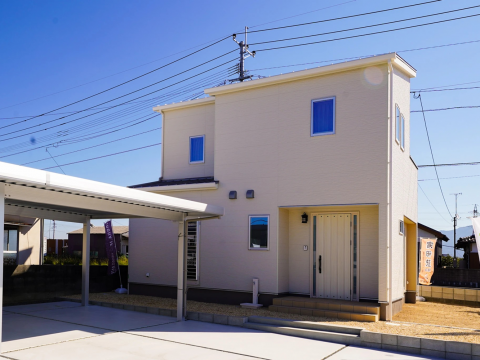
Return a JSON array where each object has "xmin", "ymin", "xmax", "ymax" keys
[{"xmin": 43, "ymin": 254, "xmax": 128, "ymax": 266}]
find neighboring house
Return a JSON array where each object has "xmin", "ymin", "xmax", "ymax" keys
[
  {"xmin": 46, "ymin": 239, "xmax": 68, "ymax": 256},
  {"xmin": 456, "ymin": 234, "xmax": 479, "ymax": 269},
  {"xmin": 417, "ymin": 223, "xmax": 449, "ymax": 268},
  {"xmin": 67, "ymin": 226, "xmax": 128, "ymax": 258},
  {"xmin": 129, "ymin": 53, "xmax": 418, "ymax": 320},
  {"xmin": 4, "ymin": 215, "xmax": 43, "ymax": 265}
]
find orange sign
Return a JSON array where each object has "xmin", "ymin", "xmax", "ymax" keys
[{"xmin": 419, "ymin": 238, "xmax": 437, "ymax": 285}]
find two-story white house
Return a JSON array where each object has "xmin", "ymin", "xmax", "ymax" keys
[{"xmin": 128, "ymin": 53, "xmax": 418, "ymax": 321}]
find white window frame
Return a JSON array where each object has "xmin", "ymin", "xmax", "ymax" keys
[
  {"xmin": 395, "ymin": 105, "xmax": 401, "ymax": 144},
  {"xmin": 189, "ymin": 135, "xmax": 205, "ymax": 164},
  {"xmin": 186, "ymin": 221, "xmax": 200, "ymax": 283},
  {"xmin": 311, "ymin": 96, "xmax": 336, "ymax": 137},
  {"xmin": 399, "ymin": 220, "xmax": 405, "ymax": 235},
  {"xmin": 248, "ymin": 215, "xmax": 270, "ymax": 251},
  {"xmin": 400, "ymin": 113, "xmax": 405, "ymax": 151}
]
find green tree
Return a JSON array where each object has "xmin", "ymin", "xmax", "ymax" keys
[{"xmin": 440, "ymin": 255, "xmax": 460, "ymax": 268}]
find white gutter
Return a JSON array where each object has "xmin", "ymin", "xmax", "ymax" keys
[{"xmin": 136, "ymin": 182, "xmax": 218, "ymax": 193}]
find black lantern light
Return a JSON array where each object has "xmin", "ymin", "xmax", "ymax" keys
[{"xmin": 301, "ymin": 212, "xmax": 308, "ymax": 223}]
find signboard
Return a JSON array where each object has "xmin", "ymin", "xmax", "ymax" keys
[
  {"xmin": 104, "ymin": 220, "xmax": 118, "ymax": 275},
  {"xmin": 471, "ymin": 217, "xmax": 480, "ymax": 264},
  {"xmin": 419, "ymin": 238, "xmax": 437, "ymax": 285}
]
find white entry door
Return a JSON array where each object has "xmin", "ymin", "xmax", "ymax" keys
[{"xmin": 315, "ymin": 213, "xmax": 351, "ymax": 300}]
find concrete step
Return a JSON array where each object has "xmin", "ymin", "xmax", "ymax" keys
[
  {"xmin": 269, "ymin": 305, "xmax": 378, "ymax": 322},
  {"xmin": 272, "ymin": 298, "xmax": 380, "ymax": 316},
  {"xmin": 248, "ymin": 316, "xmax": 362, "ymax": 335},
  {"xmin": 244, "ymin": 322, "xmax": 361, "ymax": 345}
]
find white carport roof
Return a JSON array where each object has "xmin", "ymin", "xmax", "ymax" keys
[
  {"xmin": 0, "ymin": 161, "xmax": 223, "ymax": 342},
  {"xmin": 0, "ymin": 161, "xmax": 224, "ymax": 223}
]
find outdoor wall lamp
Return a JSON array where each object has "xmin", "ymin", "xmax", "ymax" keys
[
  {"xmin": 229, "ymin": 191, "xmax": 237, "ymax": 199},
  {"xmin": 246, "ymin": 190, "xmax": 254, "ymax": 199},
  {"xmin": 301, "ymin": 212, "xmax": 308, "ymax": 224}
]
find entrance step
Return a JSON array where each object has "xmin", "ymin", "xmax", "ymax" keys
[
  {"xmin": 244, "ymin": 316, "xmax": 362, "ymax": 345},
  {"xmin": 270, "ymin": 296, "xmax": 380, "ymax": 322},
  {"xmin": 269, "ymin": 304, "xmax": 378, "ymax": 322}
]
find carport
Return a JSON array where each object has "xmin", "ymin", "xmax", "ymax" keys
[{"xmin": 0, "ymin": 161, "xmax": 224, "ymax": 352}]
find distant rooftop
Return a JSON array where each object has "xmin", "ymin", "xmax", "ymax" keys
[{"xmin": 68, "ymin": 226, "xmax": 129, "ymax": 236}]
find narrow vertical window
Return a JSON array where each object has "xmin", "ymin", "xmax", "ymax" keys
[
  {"xmin": 187, "ymin": 221, "xmax": 199, "ymax": 280},
  {"xmin": 395, "ymin": 105, "xmax": 401, "ymax": 143},
  {"xmin": 249, "ymin": 215, "xmax": 269, "ymax": 250},
  {"xmin": 189, "ymin": 135, "xmax": 205, "ymax": 164},
  {"xmin": 311, "ymin": 97, "xmax": 335, "ymax": 136},
  {"xmin": 401, "ymin": 114, "xmax": 405, "ymax": 150}
]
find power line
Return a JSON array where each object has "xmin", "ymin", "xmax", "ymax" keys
[
  {"xmin": 0, "ymin": 1, "xmax": 357, "ymax": 112},
  {"xmin": 411, "ymin": 86, "xmax": 480, "ymax": 93},
  {"xmin": 249, "ymin": 0, "xmax": 441, "ymax": 33},
  {"xmin": 0, "ymin": 54, "xmax": 236, "ymax": 138},
  {"xmin": 249, "ymin": 39, "xmax": 480, "ymax": 72},
  {"xmin": 412, "ymin": 79, "xmax": 480, "ymax": 91},
  {"xmin": 412, "ymin": 105, "xmax": 480, "ymax": 112},
  {"xmin": 418, "ymin": 183, "xmax": 450, "ymax": 224},
  {"xmin": 419, "ymin": 174, "xmax": 480, "ymax": 181},
  {"xmin": 41, "ymin": 143, "xmax": 162, "ymax": 170},
  {"xmin": 0, "ymin": 58, "xmax": 236, "ymax": 142},
  {"xmin": 45, "ymin": 148, "xmax": 66, "ymax": 175},
  {"xmin": 414, "ymin": 93, "xmax": 453, "ymax": 219},
  {"xmin": 0, "ymin": 36, "xmax": 230, "ymax": 129},
  {"xmin": 419, "ymin": 161, "xmax": 480, "ymax": 168},
  {"xmin": 251, "ymin": 5, "xmax": 480, "ymax": 46},
  {"xmin": 22, "ymin": 124, "xmax": 162, "ymax": 166},
  {"xmin": 255, "ymin": 12, "xmax": 480, "ymax": 52},
  {"xmin": 0, "ymin": 69, "xmax": 236, "ymax": 156}
]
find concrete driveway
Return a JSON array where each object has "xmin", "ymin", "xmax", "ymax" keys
[{"xmin": 1, "ymin": 301, "xmax": 442, "ymax": 360}]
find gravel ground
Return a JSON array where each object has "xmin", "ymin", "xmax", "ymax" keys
[{"xmin": 65, "ymin": 293, "xmax": 480, "ymax": 344}]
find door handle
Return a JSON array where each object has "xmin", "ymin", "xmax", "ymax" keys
[{"xmin": 318, "ymin": 255, "xmax": 322, "ymax": 274}]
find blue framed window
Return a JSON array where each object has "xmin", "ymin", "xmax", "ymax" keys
[
  {"xmin": 311, "ymin": 97, "xmax": 335, "ymax": 136},
  {"xmin": 189, "ymin": 135, "xmax": 205, "ymax": 164},
  {"xmin": 249, "ymin": 215, "xmax": 269, "ymax": 250},
  {"xmin": 395, "ymin": 105, "xmax": 401, "ymax": 143},
  {"xmin": 401, "ymin": 114, "xmax": 405, "ymax": 150}
]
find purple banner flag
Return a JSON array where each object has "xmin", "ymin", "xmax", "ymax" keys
[{"xmin": 104, "ymin": 220, "xmax": 118, "ymax": 275}]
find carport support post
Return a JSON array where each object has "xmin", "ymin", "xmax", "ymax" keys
[
  {"xmin": 82, "ymin": 217, "xmax": 91, "ymax": 306},
  {"xmin": 0, "ymin": 184, "xmax": 5, "ymax": 353},
  {"xmin": 177, "ymin": 216, "xmax": 187, "ymax": 321}
]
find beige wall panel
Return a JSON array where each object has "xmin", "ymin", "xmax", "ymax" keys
[
  {"xmin": 131, "ymin": 62, "xmax": 417, "ymax": 298},
  {"xmin": 17, "ymin": 219, "xmax": 42, "ymax": 265},
  {"xmin": 278, "ymin": 208, "xmax": 289, "ymax": 293},
  {"xmin": 162, "ymin": 103, "xmax": 215, "ymax": 180},
  {"xmin": 390, "ymin": 67, "xmax": 418, "ymax": 300},
  {"xmin": 129, "ymin": 218, "xmax": 178, "ymax": 285}
]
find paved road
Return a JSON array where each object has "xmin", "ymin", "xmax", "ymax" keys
[{"xmin": 1, "ymin": 302, "xmax": 441, "ymax": 360}]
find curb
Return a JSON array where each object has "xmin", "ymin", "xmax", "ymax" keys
[
  {"xmin": 57, "ymin": 297, "xmax": 248, "ymax": 327},
  {"xmin": 59, "ymin": 298, "xmax": 479, "ymax": 359}
]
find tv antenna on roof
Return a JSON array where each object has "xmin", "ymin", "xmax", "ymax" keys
[{"xmin": 229, "ymin": 26, "xmax": 256, "ymax": 83}]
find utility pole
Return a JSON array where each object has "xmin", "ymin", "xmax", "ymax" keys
[
  {"xmin": 229, "ymin": 26, "xmax": 256, "ymax": 82},
  {"xmin": 451, "ymin": 193, "xmax": 462, "ymax": 268}
]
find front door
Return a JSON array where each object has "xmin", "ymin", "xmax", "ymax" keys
[{"xmin": 315, "ymin": 213, "xmax": 351, "ymax": 300}]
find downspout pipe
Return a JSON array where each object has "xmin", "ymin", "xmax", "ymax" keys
[{"xmin": 387, "ymin": 60, "xmax": 394, "ymax": 320}]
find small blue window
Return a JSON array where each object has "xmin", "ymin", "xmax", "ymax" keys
[
  {"xmin": 311, "ymin": 97, "xmax": 335, "ymax": 136},
  {"xmin": 189, "ymin": 135, "xmax": 205, "ymax": 163},
  {"xmin": 401, "ymin": 114, "xmax": 405, "ymax": 150}
]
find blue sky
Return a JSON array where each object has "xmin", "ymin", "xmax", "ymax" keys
[{"xmin": 1, "ymin": 0, "xmax": 480, "ymax": 246}]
